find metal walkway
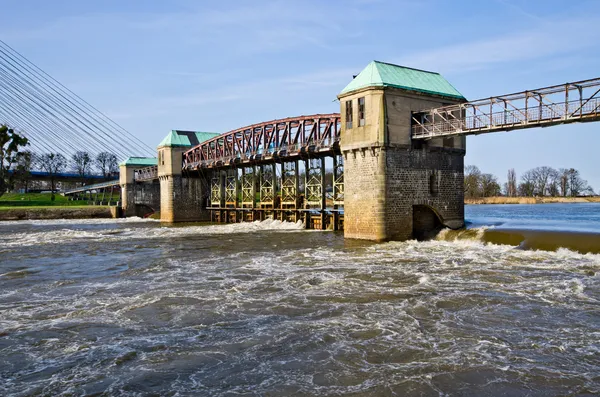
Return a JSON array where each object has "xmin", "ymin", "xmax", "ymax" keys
[
  {"xmin": 411, "ymin": 78, "xmax": 600, "ymax": 139},
  {"xmin": 63, "ymin": 179, "xmax": 119, "ymax": 195}
]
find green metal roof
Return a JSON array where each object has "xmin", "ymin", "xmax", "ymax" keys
[
  {"xmin": 119, "ymin": 157, "xmax": 158, "ymax": 166},
  {"xmin": 340, "ymin": 61, "xmax": 465, "ymax": 100},
  {"xmin": 158, "ymin": 130, "xmax": 220, "ymax": 148}
]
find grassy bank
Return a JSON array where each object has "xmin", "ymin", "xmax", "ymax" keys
[
  {"xmin": 465, "ymin": 196, "xmax": 600, "ymax": 204},
  {"xmin": 0, "ymin": 192, "xmax": 117, "ymax": 208}
]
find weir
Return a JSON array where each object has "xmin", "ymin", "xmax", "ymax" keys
[
  {"xmin": 178, "ymin": 114, "xmax": 343, "ymax": 229},
  {"xmin": 104, "ymin": 60, "xmax": 600, "ymax": 241}
]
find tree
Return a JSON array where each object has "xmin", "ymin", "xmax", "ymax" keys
[
  {"xmin": 546, "ymin": 168, "xmax": 560, "ymax": 197},
  {"xmin": 72, "ymin": 151, "xmax": 92, "ymax": 178},
  {"xmin": 506, "ymin": 168, "xmax": 517, "ymax": 197},
  {"xmin": 480, "ymin": 173, "xmax": 501, "ymax": 197},
  {"xmin": 464, "ymin": 165, "xmax": 482, "ymax": 198},
  {"xmin": 37, "ymin": 153, "xmax": 67, "ymax": 200},
  {"xmin": 95, "ymin": 151, "xmax": 119, "ymax": 178},
  {"xmin": 519, "ymin": 169, "xmax": 537, "ymax": 196},
  {"xmin": 12, "ymin": 151, "xmax": 33, "ymax": 192},
  {"xmin": 531, "ymin": 166, "xmax": 556, "ymax": 197},
  {"xmin": 567, "ymin": 168, "xmax": 588, "ymax": 197},
  {"xmin": 0, "ymin": 125, "xmax": 29, "ymax": 196},
  {"xmin": 558, "ymin": 168, "xmax": 570, "ymax": 197}
]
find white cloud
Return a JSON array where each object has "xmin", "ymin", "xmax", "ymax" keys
[{"xmin": 397, "ymin": 16, "xmax": 600, "ymax": 75}]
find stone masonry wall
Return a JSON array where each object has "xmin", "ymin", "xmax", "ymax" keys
[
  {"xmin": 385, "ymin": 146, "xmax": 465, "ymax": 241},
  {"xmin": 343, "ymin": 145, "xmax": 464, "ymax": 241},
  {"xmin": 160, "ymin": 174, "xmax": 209, "ymax": 222},
  {"xmin": 343, "ymin": 147, "xmax": 387, "ymax": 240}
]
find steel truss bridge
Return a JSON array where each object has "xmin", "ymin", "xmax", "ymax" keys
[
  {"xmin": 179, "ymin": 114, "xmax": 343, "ymax": 228},
  {"xmin": 411, "ymin": 78, "xmax": 600, "ymax": 139}
]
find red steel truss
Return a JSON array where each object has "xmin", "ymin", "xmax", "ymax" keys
[
  {"xmin": 183, "ymin": 114, "xmax": 340, "ymax": 169},
  {"xmin": 412, "ymin": 77, "xmax": 600, "ymax": 139}
]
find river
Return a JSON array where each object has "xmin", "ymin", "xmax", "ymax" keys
[{"xmin": 1, "ymin": 204, "xmax": 599, "ymax": 396}]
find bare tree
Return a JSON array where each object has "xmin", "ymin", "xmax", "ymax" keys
[
  {"xmin": 480, "ymin": 173, "xmax": 501, "ymax": 197},
  {"xmin": 37, "ymin": 153, "xmax": 67, "ymax": 200},
  {"xmin": 558, "ymin": 168, "xmax": 570, "ymax": 197},
  {"xmin": 95, "ymin": 151, "xmax": 119, "ymax": 178},
  {"xmin": 567, "ymin": 168, "xmax": 588, "ymax": 197},
  {"xmin": 464, "ymin": 165, "xmax": 481, "ymax": 198},
  {"xmin": 519, "ymin": 169, "xmax": 537, "ymax": 196},
  {"xmin": 72, "ymin": 151, "xmax": 92, "ymax": 178},
  {"xmin": 507, "ymin": 168, "xmax": 517, "ymax": 197},
  {"xmin": 547, "ymin": 168, "xmax": 560, "ymax": 197},
  {"xmin": 531, "ymin": 166, "xmax": 555, "ymax": 196},
  {"xmin": 12, "ymin": 151, "xmax": 33, "ymax": 192}
]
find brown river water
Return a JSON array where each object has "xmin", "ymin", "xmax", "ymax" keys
[{"xmin": 0, "ymin": 204, "xmax": 599, "ymax": 396}]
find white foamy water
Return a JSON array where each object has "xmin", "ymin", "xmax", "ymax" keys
[{"xmin": 0, "ymin": 219, "xmax": 599, "ymax": 396}]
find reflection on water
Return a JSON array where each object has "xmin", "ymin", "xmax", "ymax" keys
[{"xmin": 0, "ymin": 205, "xmax": 599, "ymax": 396}]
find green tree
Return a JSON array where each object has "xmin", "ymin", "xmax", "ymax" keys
[
  {"xmin": 0, "ymin": 125, "xmax": 29, "ymax": 196},
  {"xmin": 12, "ymin": 151, "xmax": 33, "ymax": 192}
]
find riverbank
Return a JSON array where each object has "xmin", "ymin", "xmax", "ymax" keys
[
  {"xmin": 465, "ymin": 196, "xmax": 600, "ymax": 204},
  {"xmin": 0, "ymin": 206, "xmax": 118, "ymax": 221}
]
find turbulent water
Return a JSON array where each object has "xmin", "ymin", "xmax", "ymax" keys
[{"xmin": 1, "ymin": 204, "xmax": 599, "ymax": 396}]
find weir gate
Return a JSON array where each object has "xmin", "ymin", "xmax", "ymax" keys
[
  {"xmin": 112, "ymin": 60, "xmax": 600, "ymax": 241},
  {"xmin": 181, "ymin": 114, "xmax": 344, "ymax": 230}
]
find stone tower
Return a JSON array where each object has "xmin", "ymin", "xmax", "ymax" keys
[
  {"xmin": 119, "ymin": 157, "xmax": 159, "ymax": 217},
  {"xmin": 338, "ymin": 61, "xmax": 467, "ymax": 241},
  {"xmin": 157, "ymin": 130, "xmax": 219, "ymax": 222}
]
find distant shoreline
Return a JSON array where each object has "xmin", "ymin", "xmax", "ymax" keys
[{"xmin": 465, "ymin": 197, "xmax": 600, "ymax": 205}]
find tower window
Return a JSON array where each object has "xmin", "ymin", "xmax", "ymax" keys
[
  {"xmin": 345, "ymin": 100, "xmax": 353, "ymax": 129},
  {"xmin": 358, "ymin": 97, "xmax": 365, "ymax": 126}
]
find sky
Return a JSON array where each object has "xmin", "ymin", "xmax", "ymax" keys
[{"xmin": 1, "ymin": 0, "xmax": 599, "ymax": 189}]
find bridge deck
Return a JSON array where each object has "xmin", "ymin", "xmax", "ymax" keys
[
  {"xmin": 63, "ymin": 179, "xmax": 120, "ymax": 195},
  {"xmin": 412, "ymin": 78, "xmax": 600, "ymax": 139}
]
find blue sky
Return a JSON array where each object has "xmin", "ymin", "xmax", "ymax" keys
[{"xmin": 1, "ymin": 0, "xmax": 599, "ymax": 189}]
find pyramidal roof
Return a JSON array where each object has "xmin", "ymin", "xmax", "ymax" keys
[
  {"xmin": 340, "ymin": 61, "xmax": 465, "ymax": 100},
  {"xmin": 158, "ymin": 130, "xmax": 220, "ymax": 148}
]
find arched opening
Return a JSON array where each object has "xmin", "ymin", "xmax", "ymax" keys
[
  {"xmin": 135, "ymin": 204, "xmax": 155, "ymax": 218},
  {"xmin": 412, "ymin": 205, "xmax": 443, "ymax": 241}
]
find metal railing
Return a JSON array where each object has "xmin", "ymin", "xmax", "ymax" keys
[
  {"xmin": 134, "ymin": 166, "xmax": 158, "ymax": 181},
  {"xmin": 412, "ymin": 78, "xmax": 600, "ymax": 139},
  {"xmin": 63, "ymin": 179, "xmax": 120, "ymax": 195}
]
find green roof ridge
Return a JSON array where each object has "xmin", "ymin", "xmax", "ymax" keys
[
  {"xmin": 158, "ymin": 130, "xmax": 220, "ymax": 148},
  {"xmin": 119, "ymin": 157, "xmax": 158, "ymax": 167},
  {"xmin": 340, "ymin": 60, "xmax": 465, "ymax": 100}
]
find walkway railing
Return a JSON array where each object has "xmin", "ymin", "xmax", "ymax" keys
[
  {"xmin": 63, "ymin": 179, "xmax": 120, "ymax": 195},
  {"xmin": 412, "ymin": 78, "xmax": 600, "ymax": 139},
  {"xmin": 134, "ymin": 166, "xmax": 158, "ymax": 182}
]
